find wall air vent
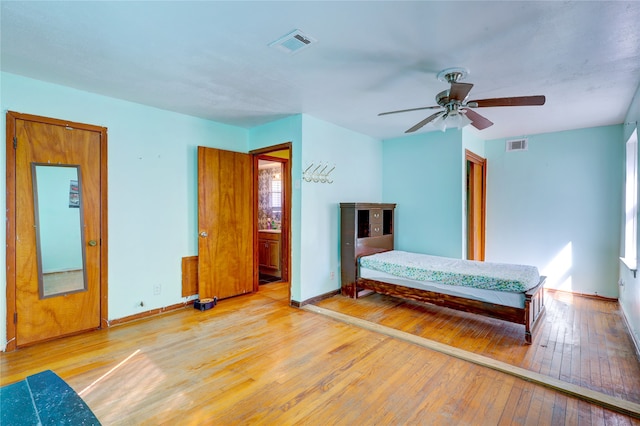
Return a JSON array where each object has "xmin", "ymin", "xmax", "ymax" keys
[
  {"xmin": 506, "ymin": 138, "xmax": 528, "ymax": 152},
  {"xmin": 269, "ymin": 29, "xmax": 317, "ymax": 54}
]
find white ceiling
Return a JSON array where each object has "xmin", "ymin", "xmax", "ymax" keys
[{"xmin": 2, "ymin": 1, "xmax": 639, "ymax": 140}]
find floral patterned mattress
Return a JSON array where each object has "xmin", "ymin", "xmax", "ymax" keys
[{"xmin": 359, "ymin": 250, "xmax": 540, "ymax": 293}]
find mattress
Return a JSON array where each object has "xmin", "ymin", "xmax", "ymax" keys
[
  {"xmin": 359, "ymin": 266, "xmax": 526, "ymax": 308},
  {"xmin": 358, "ymin": 250, "xmax": 541, "ymax": 308}
]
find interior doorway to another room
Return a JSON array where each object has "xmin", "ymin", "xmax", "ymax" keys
[
  {"xmin": 258, "ymin": 159, "xmax": 283, "ymax": 284},
  {"xmin": 253, "ymin": 145, "xmax": 291, "ymax": 290},
  {"xmin": 466, "ymin": 149, "xmax": 486, "ymax": 261}
]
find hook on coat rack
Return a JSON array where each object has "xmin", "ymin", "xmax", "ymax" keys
[{"xmin": 303, "ymin": 162, "xmax": 335, "ymax": 183}]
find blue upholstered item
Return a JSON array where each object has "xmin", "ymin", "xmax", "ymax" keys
[{"xmin": 0, "ymin": 370, "xmax": 100, "ymax": 425}]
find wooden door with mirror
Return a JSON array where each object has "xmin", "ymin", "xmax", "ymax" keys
[{"xmin": 6, "ymin": 112, "xmax": 108, "ymax": 350}]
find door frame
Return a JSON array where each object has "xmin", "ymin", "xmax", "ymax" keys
[
  {"xmin": 465, "ymin": 149, "xmax": 486, "ymax": 261},
  {"xmin": 250, "ymin": 142, "xmax": 292, "ymax": 300},
  {"xmin": 5, "ymin": 111, "xmax": 108, "ymax": 351}
]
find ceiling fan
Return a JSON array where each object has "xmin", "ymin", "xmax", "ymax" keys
[{"xmin": 378, "ymin": 67, "xmax": 546, "ymax": 133}]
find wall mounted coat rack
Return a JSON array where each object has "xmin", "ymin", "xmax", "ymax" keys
[{"xmin": 303, "ymin": 162, "xmax": 335, "ymax": 184}]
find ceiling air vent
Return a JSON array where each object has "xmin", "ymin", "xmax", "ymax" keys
[
  {"xmin": 506, "ymin": 138, "xmax": 528, "ymax": 152},
  {"xmin": 269, "ymin": 29, "xmax": 316, "ymax": 54}
]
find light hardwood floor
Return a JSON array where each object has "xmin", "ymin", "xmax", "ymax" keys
[
  {"xmin": 316, "ymin": 288, "xmax": 640, "ymax": 404},
  {"xmin": 1, "ymin": 282, "xmax": 639, "ymax": 425}
]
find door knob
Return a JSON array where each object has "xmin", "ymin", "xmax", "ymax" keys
[
  {"xmin": 88, "ymin": 240, "xmax": 98, "ymax": 247},
  {"xmin": 199, "ymin": 231, "xmax": 208, "ymax": 238}
]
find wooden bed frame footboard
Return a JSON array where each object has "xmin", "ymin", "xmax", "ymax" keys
[
  {"xmin": 349, "ymin": 276, "xmax": 546, "ymax": 344},
  {"xmin": 523, "ymin": 277, "xmax": 546, "ymax": 343}
]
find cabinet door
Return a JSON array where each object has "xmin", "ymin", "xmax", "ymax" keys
[
  {"xmin": 258, "ymin": 239, "xmax": 269, "ymax": 267},
  {"xmin": 268, "ymin": 241, "xmax": 280, "ymax": 269}
]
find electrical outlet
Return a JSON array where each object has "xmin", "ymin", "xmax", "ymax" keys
[
  {"xmin": 153, "ymin": 284, "xmax": 161, "ymax": 295},
  {"xmin": 330, "ymin": 271, "xmax": 335, "ymax": 280}
]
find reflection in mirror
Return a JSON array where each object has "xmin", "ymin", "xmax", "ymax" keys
[{"xmin": 32, "ymin": 164, "xmax": 87, "ymax": 298}]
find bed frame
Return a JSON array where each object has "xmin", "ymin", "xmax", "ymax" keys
[
  {"xmin": 342, "ymin": 246, "xmax": 545, "ymax": 344},
  {"xmin": 351, "ymin": 266, "xmax": 545, "ymax": 344},
  {"xmin": 339, "ymin": 203, "xmax": 545, "ymax": 344}
]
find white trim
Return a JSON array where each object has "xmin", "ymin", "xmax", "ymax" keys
[
  {"xmin": 619, "ymin": 302, "xmax": 640, "ymax": 362},
  {"xmin": 620, "ymin": 257, "xmax": 637, "ymax": 273},
  {"xmin": 624, "ymin": 129, "xmax": 638, "ymax": 263}
]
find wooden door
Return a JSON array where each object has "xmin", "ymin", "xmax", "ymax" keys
[
  {"xmin": 466, "ymin": 150, "xmax": 486, "ymax": 261},
  {"xmin": 198, "ymin": 147, "xmax": 254, "ymax": 299},
  {"xmin": 7, "ymin": 112, "xmax": 107, "ymax": 348}
]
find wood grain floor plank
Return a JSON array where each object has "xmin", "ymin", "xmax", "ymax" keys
[
  {"xmin": 410, "ymin": 361, "xmax": 480, "ymax": 424},
  {"xmin": 315, "ymin": 289, "xmax": 640, "ymax": 405}
]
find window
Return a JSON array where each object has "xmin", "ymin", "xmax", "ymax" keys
[
  {"xmin": 623, "ymin": 128, "xmax": 638, "ymax": 271},
  {"xmin": 271, "ymin": 178, "xmax": 282, "ymax": 210}
]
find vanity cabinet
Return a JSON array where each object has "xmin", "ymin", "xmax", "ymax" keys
[
  {"xmin": 340, "ymin": 203, "xmax": 395, "ymax": 297},
  {"xmin": 258, "ymin": 231, "xmax": 281, "ymax": 276}
]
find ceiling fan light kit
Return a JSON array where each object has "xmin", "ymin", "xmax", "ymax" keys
[
  {"xmin": 379, "ymin": 67, "xmax": 546, "ymax": 134},
  {"xmin": 434, "ymin": 111, "xmax": 473, "ymax": 132}
]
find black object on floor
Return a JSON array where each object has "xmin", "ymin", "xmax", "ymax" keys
[
  {"xmin": 194, "ymin": 296, "xmax": 217, "ymax": 311},
  {"xmin": 0, "ymin": 370, "xmax": 100, "ymax": 425}
]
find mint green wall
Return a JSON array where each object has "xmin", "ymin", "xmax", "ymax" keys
[
  {"xmin": 299, "ymin": 115, "xmax": 383, "ymax": 301},
  {"xmin": 248, "ymin": 115, "xmax": 303, "ymax": 301},
  {"xmin": 381, "ymin": 122, "xmax": 624, "ymax": 301},
  {"xmin": 219, "ymin": 114, "xmax": 385, "ymax": 303},
  {"xmin": 485, "ymin": 126, "xmax": 623, "ymax": 298},
  {"xmin": 0, "ymin": 72, "xmax": 248, "ymax": 350},
  {"xmin": 619, "ymin": 82, "xmax": 640, "ymax": 352},
  {"xmin": 382, "ymin": 130, "xmax": 464, "ymax": 258},
  {"xmin": 462, "ymin": 128, "xmax": 485, "ymax": 158}
]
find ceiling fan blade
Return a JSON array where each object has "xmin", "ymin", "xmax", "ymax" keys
[
  {"xmin": 378, "ymin": 105, "xmax": 441, "ymax": 116},
  {"xmin": 449, "ymin": 82, "xmax": 473, "ymax": 102},
  {"xmin": 468, "ymin": 95, "xmax": 546, "ymax": 108},
  {"xmin": 462, "ymin": 108, "xmax": 493, "ymax": 130},
  {"xmin": 405, "ymin": 111, "xmax": 445, "ymax": 133}
]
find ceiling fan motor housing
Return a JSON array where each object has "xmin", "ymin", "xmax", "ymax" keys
[{"xmin": 436, "ymin": 90, "xmax": 462, "ymax": 115}]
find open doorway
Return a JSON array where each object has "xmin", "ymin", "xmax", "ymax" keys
[
  {"xmin": 466, "ymin": 149, "xmax": 486, "ymax": 261},
  {"xmin": 251, "ymin": 144, "xmax": 291, "ymax": 296},
  {"xmin": 257, "ymin": 158, "xmax": 284, "ymax": 284}
]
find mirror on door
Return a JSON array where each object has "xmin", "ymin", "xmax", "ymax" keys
[{"xmin": 32, "ymin": 163, "xmax": 88, "ymax": 298}]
